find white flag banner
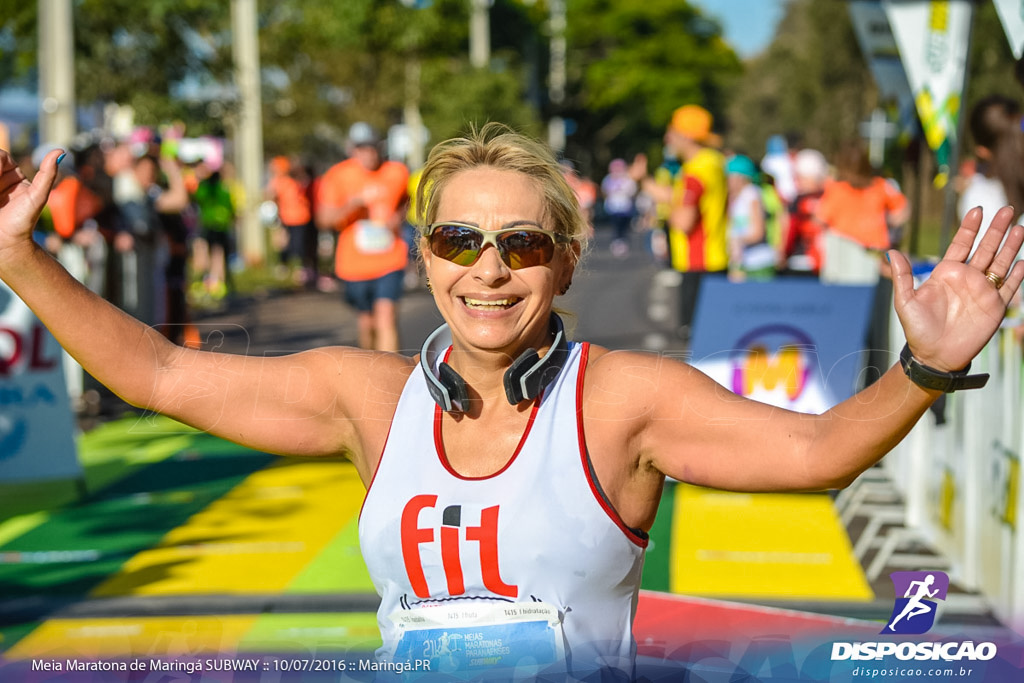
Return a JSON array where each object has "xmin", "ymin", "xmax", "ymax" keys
[
  {"xmin": 993, "ymin": 0, "xmax": 1024, "ymax": 58},
  {"xmin": 882, "ymin": 0, "xmax": 973, "ymax": 176},
  {"xmin": 848, "ymin": 1, "xmax": 917, "ymax": 135},
  {"xmin": 0, "ymin": 281, "xmax": 81, "ymax": 484}
]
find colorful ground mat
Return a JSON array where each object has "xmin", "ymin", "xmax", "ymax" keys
[{"xmin": 1, "ymin": 414, "xmax": 875, "ymax": 665}]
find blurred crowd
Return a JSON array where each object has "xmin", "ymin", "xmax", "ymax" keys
[
  {"xmin": 22, "ymin": 125, "xmax": 239, "ymax": 350},
  {"xmin": 557, "ymin": 97, "xmax": 1024, "ymax": 351},
  {"xmin": 18, "ymin": 119, "xmax": 432, "ymax": 355},
  {"xmin": 20, "ymin": 91, "xmax": 1024, "ymax": 392}
]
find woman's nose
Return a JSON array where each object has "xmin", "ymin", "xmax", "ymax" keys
[{"xmin": 470, "ymin": 244, "xmax": 511, "ymax": 284}]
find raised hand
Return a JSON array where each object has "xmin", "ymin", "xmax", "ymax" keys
[
  {"xmin": 890, "ymin": 206, "xmax": 1024, "ymax": 372},
  {"xmin": 0, "ymin": 148, "xmax": 62, "ymax": 258}
]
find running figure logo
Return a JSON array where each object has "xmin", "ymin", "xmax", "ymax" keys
[{"xmin": 883, "ymin": 571, "xmax": 949, "ymax": 634}]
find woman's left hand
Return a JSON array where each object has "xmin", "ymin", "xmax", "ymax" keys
[{"xmin": 889, "ymin": 206, "xmax": 1024, "ymax": 372}]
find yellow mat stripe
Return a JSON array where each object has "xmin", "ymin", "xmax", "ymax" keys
[
  {"xmin": 5, "ymin": 615, "xmax": 259, "ymax": 659},
  {"xmin": 6, "ymin": 613, "xmax": 383, "ymax": 660},
  {"xmin": 669, "ymin": 485, "xmax": 873, "ymax": 601},
  {"xmin": 90, "ymin": 459, "xmax": 365, "ymax": 596}
]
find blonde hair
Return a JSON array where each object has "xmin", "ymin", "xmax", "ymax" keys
[{"xmin": 415, "ymin": 123, "xmax": 589, "ymax": 254}]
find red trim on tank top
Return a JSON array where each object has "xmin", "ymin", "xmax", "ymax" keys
[
  {"xmin": 433, "ymin": 346, "xmax": 540, "ymax": 480},
  {"xmin": 434, "ymin": 400, "xmax": 541, "ymax": 480},
  {"xmin": 575, "ymin": 343, "xmax": 650, "ymax": 548}
]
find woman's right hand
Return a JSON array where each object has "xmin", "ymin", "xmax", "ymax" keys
[{"xmin": 0, "ymin": 148, "xmax": 61, "ymax": 260}]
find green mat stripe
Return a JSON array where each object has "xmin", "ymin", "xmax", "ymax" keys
[{"xmin": 640, "ymin": 481, "xmax": 675, "ymax": 592}]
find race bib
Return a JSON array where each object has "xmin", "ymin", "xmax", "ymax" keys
[
  {"xmin": 389, "ymin": 601, "xmax": 564, "ymax": 678},
  {"xmin": 354, "ymin": 219, "xmax": 396, "ymax": 253}
]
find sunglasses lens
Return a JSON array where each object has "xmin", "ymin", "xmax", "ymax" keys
[
  {"xmin": 497, "ymin": 231, "xmax": 556, "ymax": 269},
  {"xmin": 430, "ymin": 225, "xmax": 482, "ymax": 266}
]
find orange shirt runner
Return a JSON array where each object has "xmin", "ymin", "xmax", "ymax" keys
[
  {"xmin": 317, "ymin": 158, "xmax": 410, "ymax": 282},
  {"xmin": 267, "ymin": 174, "xmax": 312, "ymax": 227},
  {"xmin": 815, "ymin": 178, "xmax": 907, "ymax": 250}
]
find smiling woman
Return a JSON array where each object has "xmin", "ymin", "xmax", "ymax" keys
[{"xmin": 0, "ymin": 123, "xmax": 1022, "ymax": 680}]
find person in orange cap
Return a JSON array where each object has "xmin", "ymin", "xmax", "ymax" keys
[{"xmin": 663, "ymin": 104, "xmax": 729, "ymax": 343}]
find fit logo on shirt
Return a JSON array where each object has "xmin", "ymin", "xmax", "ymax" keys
[{"xmin": 400, "ymin": 494, "xmax": 518, "ymax": 599}]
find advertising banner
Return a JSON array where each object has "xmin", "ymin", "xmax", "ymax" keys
[
  {"xmin": 689, "ymin": 279, "xmax": 875, "ymax": 414},
  {"xmin": 882, "ymin": 0, "xmax": 973, "ymax": 178},
  {"xmin": 993, "ymin": 0, "xmax": 1024, "ymax": 58},
  {"xmin": 0, "ymin": 281, "xmax": 81, "ymax": 483}
]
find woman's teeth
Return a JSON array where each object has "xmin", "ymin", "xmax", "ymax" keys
[{"xmin": 462, "ymin": 297, "xmax": 519, "ymax": 310}]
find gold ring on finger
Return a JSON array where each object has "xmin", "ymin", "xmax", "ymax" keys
[{"xmin": 985, "ymin": 270, "xmax": 1004, "ymax": 289}]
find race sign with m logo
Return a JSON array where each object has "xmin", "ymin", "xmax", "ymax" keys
[{"xmin": 691, "ymin": 279, "xmax": 875, "ymax": 413}]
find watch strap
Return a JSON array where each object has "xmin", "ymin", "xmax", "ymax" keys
[{"xmin": 899, "ymin": 343, "xmax": 989, "ymax": 393}]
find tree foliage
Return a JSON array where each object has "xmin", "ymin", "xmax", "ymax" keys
[
  {"xmin": 1, "ymin": 0, "xmax": 545, "ymax": 164},
  {"xmin": 724, "ymin": 0, "xmax": 875, "ymax": 161},
  {"xmin": 563, "ymin": 0, "xmax": 741, "ymax": 177},
  {"xmin": 726, "ymin": 0, "xmax": 1020, "ymax": 166},
  {"xmin": 2, "ymin": 0, "xmax": 1019, "ymax": 185}
]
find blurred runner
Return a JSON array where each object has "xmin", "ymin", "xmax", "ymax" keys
[
  {"xmin": 266, "ymin": 155, "xmax": 316, "ymax": 287},
  {"xmin": 600, "ymin": 158, "xmax": 637, "ymax": 258},
  {"xmin": 316, "ymin": 122, "xmax": 410, "ymax": 351},
  {"xmin": 191, "ymin": 160, "xmax": 237, "ymax": 301}
]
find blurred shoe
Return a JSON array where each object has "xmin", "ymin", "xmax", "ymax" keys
[{"xmin": 610, "ymin": 239, "xmax": 629, "ymax": 259}]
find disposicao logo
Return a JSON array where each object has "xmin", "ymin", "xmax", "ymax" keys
[
  {"xmin": 883, "ymin": 570, "xmax": 948, "ymax": 635},
  {"xmin": 830, "ymin": 570, "xmax": 998, "ymax": 663}
]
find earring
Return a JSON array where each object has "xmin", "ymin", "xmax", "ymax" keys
[
  {"xmin": 426, "ymin": 278, "xmax": 433, "ymax": 294},
  {"xmin": 559, "ymin": 281, "xmax": 572, "ymax": 296}
]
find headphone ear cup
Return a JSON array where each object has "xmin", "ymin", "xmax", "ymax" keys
[
  {"xmin": 439, "ymin": 362, "xmax": 469, "ymax": 411},
  {"xmin": 504, "ymin": 349, "xmax": 539, "ymax": 404}
]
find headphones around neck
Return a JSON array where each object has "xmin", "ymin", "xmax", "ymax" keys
[{"xmin": 419, "ymin": 314, "xmax": 570, "ymax": 413}]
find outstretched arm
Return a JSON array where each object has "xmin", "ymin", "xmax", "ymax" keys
[
  {"xmin": 605, "ymin": 206, "xmax": 1024, "ymax": 492},
  {"xmin": 0, "ymin": 149, "xmax": 403, "ymax": 474}
]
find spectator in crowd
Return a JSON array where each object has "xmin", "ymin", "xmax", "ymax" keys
[
  {"xmin": 815, "ymin": 141, "xmax": 909, "ymax": 284},
  {"xmin": 782, "ymin": 148, "xmax": 830, "ymax": 275},
  {"xmin": 559, "ymin": 159, "xmax": 598, "ymax": 237},
  {"xmin": 816, "ymin": 142, "xmax": 909, "ymax": 383},
  {"xmin": 112, "ymin": 147, "xmax": 190, "ymax": 336},
  {"xmin": 661, "ymin": 104, "xmax": 728, "ymax": 343},
  {"xmin": 632, "ymin": 150, "xmax": 682, "ymax": 269},
  {"xmin": 760, "ymin": 134, "xmax": 797, "ymax": 206},
  {"xmin": 962, "ymin": 95, "xmax": 1024, "ymax": 235},
  {"xmin": 600, "ymin": 158, "xmax": 638, "ymax": 258},
  {"xmin": 191, "ymin": 161, "xmax": 237, "ymax": 301},
  {"xmin": 725, "ymin": 154, "xmax": 776, "ymax": 281},
  {"xmin": 316, "ymin": 122, "xmax": 410, "ymax": 352},
  {"xmin": 39, "ymin": 146, "xmax": 105, "ymax": 293},
  {"xmin": 266, "ymin": 155, "xmax": 316, "ymax": 288},
  {"xmin": 962, "ymin": 94, "xmax": 1024, "ymax": 345},
  {"xmin": 76, "ymin": 142, "xmax": 125, "ymax": 302}
]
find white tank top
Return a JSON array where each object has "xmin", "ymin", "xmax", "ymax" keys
[{"xmin": 358, "ymin": 341, "xmax": 647, "ymax": 679}]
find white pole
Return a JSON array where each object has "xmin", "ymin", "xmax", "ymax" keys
[
  {"xmin": 405, "ymin": 60, "xmax": 425, "ymax": 169},
  {"xmin": 38, "ymin": 0, "xmax": 76, "ymax": 146},
  {"xmin": 469, "ymin": 0, "xmax": 491, "ymax": 69},
  {"xmin": 548, "ymin": 0, "xmax": 566, "ymax": 153},
  {"xmin": 231, "ymin": 0, "xmax": 266, "ymax": 265}
]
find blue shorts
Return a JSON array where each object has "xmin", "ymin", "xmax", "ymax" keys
[{"xmin": 342, "ymin": 269, "xmax": 404, "ymax": 312}]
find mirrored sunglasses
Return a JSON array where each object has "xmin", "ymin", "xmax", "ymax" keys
[{"xmin": 426, "ymin": 222, "xmax": 570, "ymax": 270}]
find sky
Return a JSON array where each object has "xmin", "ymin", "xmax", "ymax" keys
[{"xmin": 690, "ymin": 0, "xmax": 788, "ymax": 58}]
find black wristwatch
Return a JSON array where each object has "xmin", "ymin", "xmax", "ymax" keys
[{"xmin": 899, "ymin": 343, "xmax": 989, "ymax": 393}]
